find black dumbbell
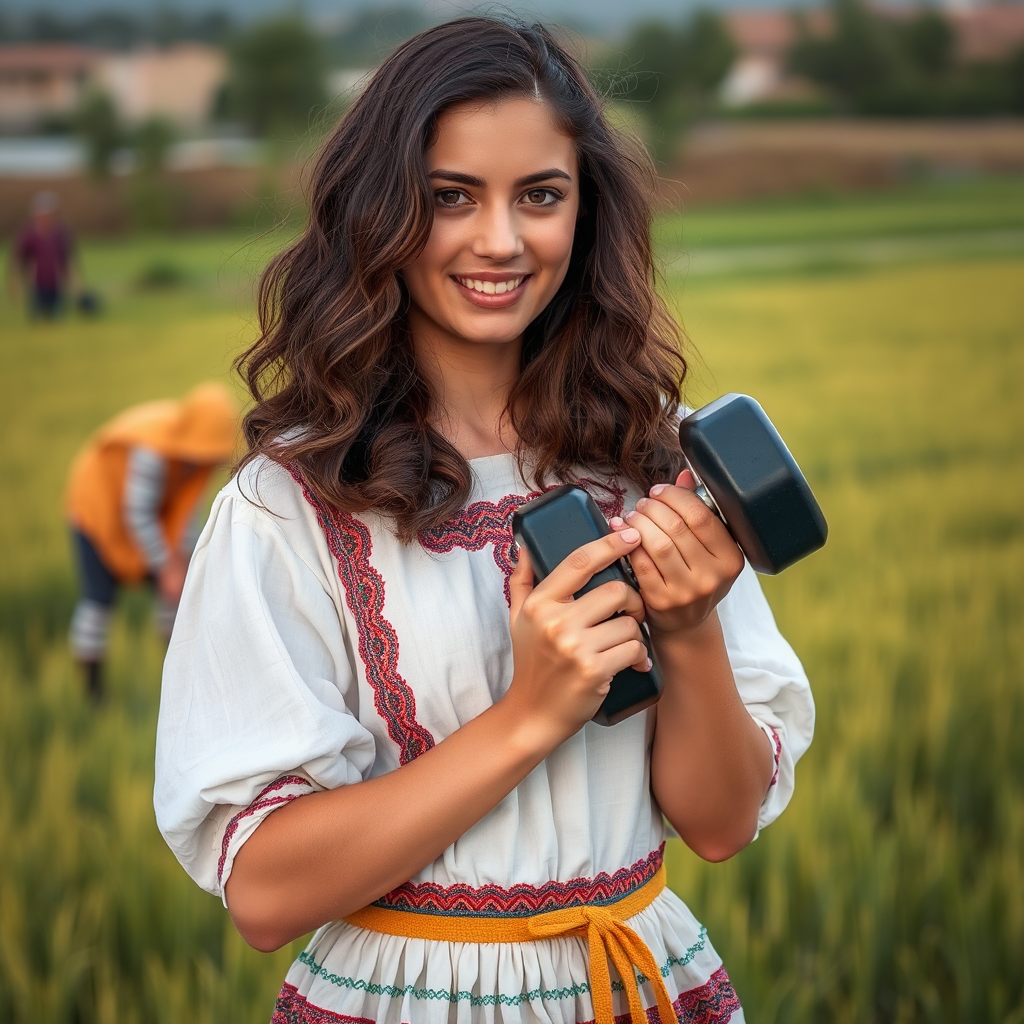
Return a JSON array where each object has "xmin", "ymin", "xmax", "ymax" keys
[
  {"xmin": 510, "ymin": 394, "xmax": 826, "ymax": 726},
  {"xmin": 678, "ymin": 394, "xmax": 827, "ymax": 575}
]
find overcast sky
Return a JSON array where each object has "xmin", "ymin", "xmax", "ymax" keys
[{"xmin": 4, "ymin": 0, "xmax": 826, "ymax": 35}]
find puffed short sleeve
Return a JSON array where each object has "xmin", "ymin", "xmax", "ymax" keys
[
  {"xmin": 154, "ymin": 482, "xmax": 376, "ymax": 903},
  {"xmin": 717, "ymin": 561, "xmax": 815, "ymax": 836}
]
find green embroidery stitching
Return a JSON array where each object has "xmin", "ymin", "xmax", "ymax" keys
[{"xmin": 298, "ymin": 926, "xmax": 708, "ymax": 1006}]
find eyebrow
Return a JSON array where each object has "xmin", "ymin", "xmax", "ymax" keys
[{"xmin": 428, "ymin": 168, "xmax": 573, "ymax": 188}]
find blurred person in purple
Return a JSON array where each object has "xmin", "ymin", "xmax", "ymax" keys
[{"xmin": 13, "ymin": 190, "xmax": 77, "ymax": 319}]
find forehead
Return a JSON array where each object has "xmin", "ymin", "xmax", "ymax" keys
[{"xmin": 427, "ymin": 96, "xmax": 577, "ymax": 177}]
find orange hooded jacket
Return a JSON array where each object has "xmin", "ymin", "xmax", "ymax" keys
[{"xmin": 66, "ymin": 383, "xmax": 239, "ymax": 583}]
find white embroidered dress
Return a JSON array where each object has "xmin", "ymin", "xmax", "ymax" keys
[{"xmin": 155, "ymin": 455, "xmax": 814, "ymax": 1024}]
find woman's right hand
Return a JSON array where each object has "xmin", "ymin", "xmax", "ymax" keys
[{"xmin": 504, "ymin": 528, "xmax": 650, "ymax": 747}]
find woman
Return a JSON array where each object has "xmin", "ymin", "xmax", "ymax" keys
[{"xmin": 155, "ymin": 18, "xmax": 814, "ymax": 1024}]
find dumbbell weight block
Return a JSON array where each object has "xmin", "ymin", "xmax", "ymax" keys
[{"xmin": 678, "ymin": 394, "xmax": 827, "ymax": 575}]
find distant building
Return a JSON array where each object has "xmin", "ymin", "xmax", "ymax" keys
[
  {"xmin": 718, "ymin": 4, "xmax": 1024, "ymax": 107},
  {"xmin": 97, "ymin": 44, "xmax": 226, "ymax": 126},
  {"xmin": 0, "ymin": 44, "xmax": 100, "ymax": 130},
  {"xmin": 0, "ymin": 42, "xmax": 226, "ymax": 131},
  {"xmin": 948, "ymin": 3, "xmax": 1024, "ymax": 62}
]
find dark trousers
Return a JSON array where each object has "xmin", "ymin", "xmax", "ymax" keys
[{"xmin": 31, "ymin": 285, "xmax": 64, "ymax": 319}]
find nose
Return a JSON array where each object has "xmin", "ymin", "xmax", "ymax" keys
[{"xmin": 471, "ymin": 202, "xmax": 524, "ymax": 262}]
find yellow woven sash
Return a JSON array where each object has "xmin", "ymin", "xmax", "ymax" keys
[{"xmin": 345, "ymin": 865, "xmax": 675, "ymax": 1024}]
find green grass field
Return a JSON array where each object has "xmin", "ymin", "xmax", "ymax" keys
[{"xmin": 2, "ymin": 176, "xmax": 1023, "ymax": 1023}]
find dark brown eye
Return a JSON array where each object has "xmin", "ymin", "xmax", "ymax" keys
[
  {"xmin": 436, "ymin": 189, "xmax": 465, "ymax": 207},
  {"xmin": 524, "ymin": 188, "xmax": 559, "ymax": 207}
]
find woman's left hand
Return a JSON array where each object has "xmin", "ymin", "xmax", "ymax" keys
[{"xmin": 609, "ymin": 470, "xmax": 745, "ymax": 638}]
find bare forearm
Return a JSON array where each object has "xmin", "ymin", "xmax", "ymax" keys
[
  {"xmin": 226, "ymin": 694, "xmax": 555, "ymax": 951},
  {"xmin": 650, "ymin": 614, "xmax": 774, "ymax": 862}
]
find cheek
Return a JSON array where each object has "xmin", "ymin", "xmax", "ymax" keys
[
  {"xmin": 403, "ymin": 232, "xmax": 451, "ymax": 304},
  {"xmin": 532, "ymin": 212, "xmax": 577, "ymax": 282}
]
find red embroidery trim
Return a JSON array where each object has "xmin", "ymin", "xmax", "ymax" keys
[
  {"xmin": 290, "ymin": 469, "xmax": 435, "ymax": 766},
  {"xmin": 270, "ymin": 966, "xmax": 740, "ymax": 1024},
  {"xmin": 662, "ymin": 966, "xmax": 740, "ymax": 1024},
  {"xmin": 419, "ymin": 477, "xmax": 627, "ymax": 605},
  {"xmin": 217, "ymin": 774, "xmax": 312, "ymax": 887},
  {"xmin": 271, "ymin": 985, "xmax": 380, "ymax": 1024},
  {"xmin": 375, "ymin": 844, "xmax": 665, "ymax": 917}
]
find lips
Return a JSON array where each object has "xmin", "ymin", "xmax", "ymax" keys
[{"xmin": 451, "ymin": 273, "xmax": 530, "ymax": 308}]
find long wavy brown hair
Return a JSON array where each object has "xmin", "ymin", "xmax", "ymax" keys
[{"xmin": 237, "ymin": 16, "xmax": 687, "ymax": 541}]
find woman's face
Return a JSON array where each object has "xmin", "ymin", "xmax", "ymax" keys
[{"xmin": 402, "ymin": 96, "xmax": 580, "ymax": 353}]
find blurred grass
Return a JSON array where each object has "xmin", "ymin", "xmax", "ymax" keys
[
  {"xmin": 655, "ymin": 175, "xmax": 1024, "ymax": 249},
  {"xmin": 1, "ymin": 175, "xmax": 1022, "ymax": 1022}
]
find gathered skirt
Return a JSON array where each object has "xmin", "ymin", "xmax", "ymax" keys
[{"xmin": 270, "ymin": 888, "xmax": 744, "ymax": 1024}]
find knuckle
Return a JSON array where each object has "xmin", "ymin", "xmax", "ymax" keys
[
  {"xmin": 553, "ymin": 630, "xmax": 578, "ymax": 657},
  {"xmin": 666, "ymin": 515, "xmax": 689, "ymax": 539},
  {"xmin": 567, "ymin": 548, "xmax": 592, "ymax": 574},
  {"xmin": 633, "ymin": 559, "xmax": 658, "ymax": 579},
  {"xmin": 652, "ymin": 540, "xmax": 675, "ymax": 560},
  {"xmin": 543, "ymin": 619, "xmax": 564, "ymax": 644},
  {"xmin": 687, "ymin": 502, "xmax": 714, "ymax": 531}
]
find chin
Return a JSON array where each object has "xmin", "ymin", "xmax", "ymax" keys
[{"xmin": 451, "ymin": 319, "xmax": 527, "ymax": 347}]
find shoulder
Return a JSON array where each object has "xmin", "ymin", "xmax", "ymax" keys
[
  {"xmin": 194, "ymin": 455, "xmax": 345, "ymax": 599},
  {"xmin": 208, "ymin": 456, "xmax": 326, "ymax": 552}
]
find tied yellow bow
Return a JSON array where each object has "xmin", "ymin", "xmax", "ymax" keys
[
  {"xmin": 345, "ymin": 863, "xmax": 673, "ymax": 1024},
  {"xmin": 528, "ymin": 905, "xmax": 676, "ymax": 1024}
]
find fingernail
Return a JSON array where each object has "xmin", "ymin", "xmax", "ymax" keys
[
  {"xmin": 645, "ymin": 657, "xmax": 653, "ymax": 672},
  {"xmin": 620, "ymin": 527, "xmax": 640, "ymax": 543},
  {"xmin": 608, "ymin": 516, "xmax": 624, "ymax": 528},
  {"xmin": 650, "ymin": 484, "xmax": 667, "ymax": 496},
  {"xmin": 625, "ymin": 510, "xmax": 638, "ymax": 522}
]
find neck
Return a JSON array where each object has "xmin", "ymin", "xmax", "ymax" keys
[{"xmin": 410, "ymin": 313, "xmax": 522, "ymax": 461}]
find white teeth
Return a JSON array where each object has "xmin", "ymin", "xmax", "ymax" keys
[{"xmin": 457, "ymin": 276, "xmax": 522, "ymax": 295}]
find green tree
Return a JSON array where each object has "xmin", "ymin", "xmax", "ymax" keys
[
  {"xmin": 1006, "ymin": 45, "xmax": 1024, "ymax": 114},
  {"xmin": 897, "ymin": 8, "xmax": 955, "ymax": 79},
  {"xmin": 134, "ymin": 116, "xmax": 176, "ymax": 175},
  {"xmin": 602, "ymin": 10, "xmax": 735, "ymax": 117},
  {"xmin": 226, "ymin": 15, "xmax": 327, "ymax": 137},
  {"xmin": 677, "ymin": 10, "xmax": 737, "ymax": 94},
  {"xmin": 790, "ymin": 0, "xmax": 910, "ymax": 111},
  {"xmin": 74, "ymin": 89, "xmax": 122, "ymax": 178}
]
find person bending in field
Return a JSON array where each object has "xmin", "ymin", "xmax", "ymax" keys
[
  {"xmin": 12, "ymin": 191, "xmax": 77, "ymax": 320},
  {"xmin": 154, "ymin": 19, "xmax": 814, "ymax": 1024},
  {"xmin": 66, "ymin": 383, "xmax": 238, "ymax": 702}
]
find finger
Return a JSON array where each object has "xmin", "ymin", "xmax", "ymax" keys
[
  {"xmin": 594, "ymin": 637, "xmax": 651, "ymax": 678},
  {"xmin": 625, "ymin": 542, "xmax": 664, "ymax": 593},
  {"xmin": 631, "ymin": 498, "xmax": 712, "ymax": 573},
  {"xmin": 589, "ymin": 614, "xmax": 646, "ymax": 656},
  {"xmin": 508, "ymin": 544, "xmax": 535, "ymax": 623},
  {"xmin": 624, "ymin": 507, "xmax": 693, "ymax": 582},
  {"xmin": 643, "ymin": 485, "xmax": 735, "ymax": 560},
  {"xmin": 538, "ymin": 529, "xmax": 642, "ymax": 603},
  {"xmin": 570, "ymin": 578, "xmax": 645, "ymax": 626},
  {"xmin": 675, "ymin": 469, "xmax": 697, "ymax": 491}
]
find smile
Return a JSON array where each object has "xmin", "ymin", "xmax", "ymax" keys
[{"xmin": 454, "ymin": 275, "xmax": 526, "ymax": 295}]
